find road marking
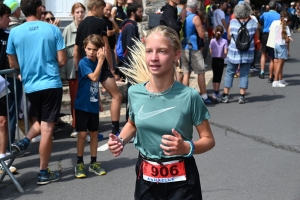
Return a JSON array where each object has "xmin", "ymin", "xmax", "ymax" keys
[{"xmin": 97, "ymin": 143, "xmax": 109, "ymax": 151}]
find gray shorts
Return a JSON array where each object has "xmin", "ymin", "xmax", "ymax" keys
[
  {"xmin": 60, "ymin": 57, "xmax": 76, "ymax": 80},
  {"xmin": 181, "ymin": 50, "xmax": 205, "ymax": 74}
]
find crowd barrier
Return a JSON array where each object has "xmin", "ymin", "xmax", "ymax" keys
[{"xmin": 0, "ymin": 69, "xmax": 28, "ymax": 193}]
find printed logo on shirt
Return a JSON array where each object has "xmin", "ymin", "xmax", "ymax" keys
[
  {"xmin": 29, "ymin": 26, "xmax": 39, "ymax": 31},
  {"xmin": 90, "ymin": 81, "xmax": 98, "ymax": 102},
  {"xmin": 138, "ymin": 105, "xmax": 175, "ymax": 120}
]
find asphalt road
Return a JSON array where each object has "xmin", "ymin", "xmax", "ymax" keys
[{"xmin": 1, "ymin": 34, "xmax": 300, "ymax": 200}]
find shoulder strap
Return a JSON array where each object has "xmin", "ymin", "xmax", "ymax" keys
[{"xmin": 121, "ymin": 22, "xmax": 134, "ymax": 32}]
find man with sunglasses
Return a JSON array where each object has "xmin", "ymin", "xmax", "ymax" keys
[{"xmin": 6, "ymin": 0, "xmax": 67, "ymax": 185}]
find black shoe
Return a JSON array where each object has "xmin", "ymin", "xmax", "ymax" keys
[
  {"xmin": 259, "ymin": 73, "xmax": 265, "ymax": 79},
  {"xmin": 268, "ymin": 78, "xmax": 274, "ymax": 83}
]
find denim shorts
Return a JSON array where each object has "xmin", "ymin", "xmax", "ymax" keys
[{"xmin": 274, "ymin": 44, "xmax": 288, "ymax": 59}]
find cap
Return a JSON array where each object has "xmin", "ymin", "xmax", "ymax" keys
[
  {"xmin": 291, "ymin": 2, "xmax": 295, "ymax": 5},
  {"xmin": 3, "ymin": 0, "xmax": 20, "ymax": 14}
]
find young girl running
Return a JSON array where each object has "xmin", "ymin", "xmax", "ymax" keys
[
  {"xmin": 108, "ymin": 26, "xmax": 215, "ymax": 199},
  {"xmin": 271, "ymin": 11, "xmax": 293, "ymax": 87},
  {"xmin": 209, "ymin": 25, "xmax": 228, "ymax": 101}
]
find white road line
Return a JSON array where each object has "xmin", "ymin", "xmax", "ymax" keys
[{"xmin": 97, "ymin": 143, "xmax": 109, "ymax": 151}]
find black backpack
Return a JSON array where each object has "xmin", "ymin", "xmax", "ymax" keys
[{"xmin": 232, "ymin": 18, "xmax": 254, "ymax": 51}]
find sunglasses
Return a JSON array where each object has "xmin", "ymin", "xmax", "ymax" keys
[
  {"xmin": 45, "ymin": 17, "xmax": 55, "ymax": 22},
  {"xmin": 41, "ymin": 11, "xmax": 47, "ymax": 15}
]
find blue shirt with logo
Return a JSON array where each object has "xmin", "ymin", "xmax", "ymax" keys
[
  {"xmin": 6, "ymin": 21, "xmax": 65, "ymax": 93},
  {"xmin": 75, "ymin": 57, "xmax": 100, "ymax": 114},
  {"xmin": 260, "ymin": 10, "xmax": 280, "ymax": 33}
]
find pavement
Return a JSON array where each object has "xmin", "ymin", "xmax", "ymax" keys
[{"xmin": 1, "ymin": 33, "xmax": 300, "ymax": 200}]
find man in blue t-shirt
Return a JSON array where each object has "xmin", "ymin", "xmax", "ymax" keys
[
  {"xmin": 6, "ymin": 0, "xmax": 66, "ymax": 185},
  {"xmin": 259, "ymin": 1, "xmax": 280, "ymax": 80}
]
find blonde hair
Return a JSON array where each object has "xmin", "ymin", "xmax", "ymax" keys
[
  {"xmin": 280, "ymin": 11, "xmax": 290, "ymax": 42},
  {"xmin": 113, "ymin": 0, "xmax": 127, "ymax": 7},
  {"xmin": 119, "ymin": 25, "xmax": 181, "ymax": 84}
]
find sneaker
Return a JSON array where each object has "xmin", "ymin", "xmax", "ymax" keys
[
  {"xmin": 259, "ymin": 73, "xmax": 265, "ymax": 79},
  {"xmin": 89, "ymin": 162, "xmax": 106, "ymax": 176},
  {"xmin": 280, "ymin": 80, "xmax": 289, "ymax": 85},
  {"xmin": 70, "ymin": 131, "xmax": 78, "ymax": 138},
  {"xmin": 37, "ymin": 168, "xmax": 61, "ymax": 185},
  {"xmin": 268, "ymin": 78, "xmax": 274, "ymax": 83},
  {"xmin": 32, "ymin": 135, "xmax": 54, "ymax": 143},
  {"xmin": 221, "ymin": 95, "xmax": 229, "ymax": 103},
  {"xmin": 250, "ymin": 66, "xmax": 259, "ymax": 72},
  {"xmin": 86, "ymin": 133, "xmax": 104, "ymax": 143},
  {"xmin": 0, "ymin": 161, "xmax": 17, "ymax": 174},
  {"xmin": 202, "ymin": 97, "xmax": 212, "ymax": 104},
  {"xmin": 11, "ymin": 138, "xmax": 29, "ymax": 153},
  {"xmin": 272, "ymin": 81, "xmax": 286, "ymax": 88},
  {"xmin": 238, "ymin": 96, "xmax": 245, "ymax": 104},
  {"xmin": 210, "ymin": 94, "xmax": 220, "ymax": 103},
  {"xmin": 75, "ymin": 163, "xmax": 86, "ymax": 178}
]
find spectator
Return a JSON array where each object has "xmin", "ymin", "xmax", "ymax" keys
[
  {"xmin": 181, "ymin": 0, "xmax": 213, "ymax": 104},
  {"xmin": 74, "ymin": 34, "xmax": 106, "ymax": 178},
  {"xmin": 160, "ymin": 0, "xmax": 185, "ymax": 37},
  {"xmin": 213, "ymin": 1, "xmax": 227, "ymax": 40},
  {"xmin": 61, "ymin": 2, "xmax": 86, "ymax": 138},
  {"xmin": 3, "ymin": 0, "xmax": 23, "ymax": 154},
  {"xmin": 7, "ymin": 0, "xmax": 67, "ymax": 185},
  {"xmin": 103, "ymin": 2, "xmax": 119, "ymax": 80},
  {"xmin": 224, "ymin": 3, "xmax": 232, "ymax": 27},
  {"xmin": 0, "ymin": 3, "xmax": 17, "ymax": 174},
  {"xmin": 111, "ymin": 0, "xmax": 127, "ymax": 28},
  {"xmin": 221, "ymin": 2, "xmax": 257, "ymax": 104},
  {"xmin": 120, "ymin": 3, "xmax": 143, "ymax": 120},
  {"xmin": 259, "ymin": 1, "xmax": 280, "ymax": 81},
  {"xmin": 40, "ymin": 5, "xmax": 45, "ymax": 21},
  {"xmin": 74, "ymin": 0, "xmax": 123, "ymax": 137},
  {"xmin": 43, "ymin": 11, "xmax": 60, "ymax": 27}
]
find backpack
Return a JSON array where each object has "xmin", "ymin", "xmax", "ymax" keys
[
  {"xmin": 116, "ymin": 22, "xmax": 133, "ymax": 61},
  {"xmin": 232, "ymin": 18, "xmax": 254, "ymax": 51}
]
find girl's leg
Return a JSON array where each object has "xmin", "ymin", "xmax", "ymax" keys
[
  {"xmin": 274, "ymin": 59, "xmax": 283, "ymax": 81},
  {"xmin": 278, "ymin": 59, "xmax": 285, "ymax": 81}
]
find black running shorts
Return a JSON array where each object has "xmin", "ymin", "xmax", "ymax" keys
[
  {"xmin": 26, "ymin": 88, "xmax": 62, "ymax": 123},
  {"xmin": 100, "ymin": 65, "xmax": 114, "ymax": 82},
  {"xmin": 75, "ymin": 109, "xmax": 99, "ymax": 132},
  {"xmin": 134, "ymin": 154, "xmax": 203, "ymax": 200},
  {"xmin": 261, "ymin": 33, "xmax": 269, "ymax": 53},
  {"xmin": 0, "ymin": 96, "xmax": 8, "ymax": 116}
]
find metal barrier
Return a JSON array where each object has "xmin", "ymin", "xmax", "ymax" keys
[{"xmin": 0, "ymin": 68, "xmax": 28, "ymax": 193}]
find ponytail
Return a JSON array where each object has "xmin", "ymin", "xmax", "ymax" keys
[{"xmin": 281, "ymin": 17, "xmax": 287, "ymax": 42}]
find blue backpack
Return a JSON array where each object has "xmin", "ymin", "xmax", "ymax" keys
[{"xmin": 116, "ymin": 22, "xmax": 133, "ymax": 61}]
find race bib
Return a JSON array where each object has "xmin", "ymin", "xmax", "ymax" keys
[{"xmin": 142, "ymin": 160, "xmax": 186, "ymax": 183}]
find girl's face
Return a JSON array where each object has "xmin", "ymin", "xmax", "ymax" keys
[
  {"xmin": 45, "ymin": 13, "xmax": 55, "ymax": 23},
  {"xmin": 85, "ymin": 42, "xmax": 98, "ymax": 62},
  {"xmin": 145, "ymin": 33, "xmax": 180, "ymax": 78},
  {"xmin": 73, "ymin": 7, "xmax": 85, "ymax": 22}
]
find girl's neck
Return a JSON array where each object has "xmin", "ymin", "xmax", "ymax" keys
[
  {"xmin": 148, "ymin": 76, "xmax": 175, "ymax": 93},
  {"xmin": 74, "ymin": 19, "xmax": 82, "ymax": 28}
]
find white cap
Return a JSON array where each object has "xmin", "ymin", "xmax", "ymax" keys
[{"xmin": 291, "ymin": 2, "xmax": 295, "ymax": 5}]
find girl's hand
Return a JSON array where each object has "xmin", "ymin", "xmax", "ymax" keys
[
  {"xmin": 53, "ymin": 19, "xmax": 60, "ymax": 27},
  {"xmin": 289, "ymin": 37, "xmax": 293, "ymax": 41},
  {"xmin": 108, "ymin": 134, "xmax": 124, "ymax": 157},
  {"xmin": 97, "ymin": 47, "xmax": 106, "ymax": 62},
  {"xmin": 160, "ymin": 129, "xmax": 190, "ymax": 156}
]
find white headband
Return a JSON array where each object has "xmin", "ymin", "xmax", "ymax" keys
[
  {"xmin": 284, "ymin": 18, "xmax": 288, "ymax": 21},
  {"xmin": 216, "ymin": 31, "xmax": 221, "ymax": 34}
]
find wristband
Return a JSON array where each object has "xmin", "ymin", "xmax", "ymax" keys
[
  {"xmin": 183, "ymin": 141, "xmax": 194, "ymax": 158},
  {"xmin": 118, "ymin": 136, "xmax": 125, "ymax": 147}
]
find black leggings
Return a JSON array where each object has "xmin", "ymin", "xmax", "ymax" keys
[{"xmin": 212, "ymin": 57, "xmax": 225, "ymax": 83}]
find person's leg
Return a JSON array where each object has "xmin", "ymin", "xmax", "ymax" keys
[
  {"xmin": 182, "ymin": 72, "xmax": 191, "ymax": 86},
  {"xmin": 198, "ymin": 73, "xmax": 206, "ymax": 95},
  {"xmin": 260, "ymin": 52, "xmax": 267, "ymax": 77},
  {"xmin": 268, "ymin": 58, "xmax": 274, "ymax": 79},
  {"xmin": 89, "ymin": 131, "xmax": 98, "ymax": 158},
  {"xmin": 0, "ymin": 116, "xmax": 8, "ymax": 156},
  {"xmin": 180, "ymin": 50, "xmax": 190, "ymax": 86},
  {"xmin": 224, "ymin": 62, "xmax": 238, "ymax": 93},
  {"xmin": 239, "ymin": 63, "xmax": 251, "ymax": 93},
  {"xmin": 101, "ymin": 77, "xmax": 122, "ymax": 134},
  {"xmin": 7, "ymin": 78, "xmax": 22, "ymax": 144},
  {"xmin": 39, "ymin": 121, "xmax": 55, "ymax": 170}
]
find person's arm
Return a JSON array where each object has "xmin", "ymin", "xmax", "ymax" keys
[
  {"xmin": 57, "ymin": 50, "xmax": 67, "ymax": 67},
  {"xmin": 221, "ymin": 18, "xmax": 227, "ymax": 31},
  {"xmin": 7, "ymin": 55, "xmax": 20, "ymax": 69},
  {"xmin": 160, "ymin": 120, "xmax": 215, "ymax": 156},
  {"xmin": 108, "ymin": 119, "xmax": 137, "ymax": 157},
  {"xmin": 102, "ymin": 36, "xmax": 114, "ymax": 73},
  {"xmin": 73, "ymin": 45, "xmax": 80, "ymax": 70},
  {"xmin": 227, "ymin": 24, "xmax": 231, "ymax": 40},
  {"xmin": 111, "ymin": 7, "xmax": 117, "ymax": 19},
  {"xmin": 109, "ymin": 14, "xmax": 120, "ymax": 34},
  {"xmin": 87, "ymin": 47, "xmax": 105, "ymax": 82},
  {"xmin": 224, "ymin": 40, "xmax": 228, "ymax": 55},
  {"xmin": 193, "ymin": 15, "xmax": 205, "ymax": 39}
]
